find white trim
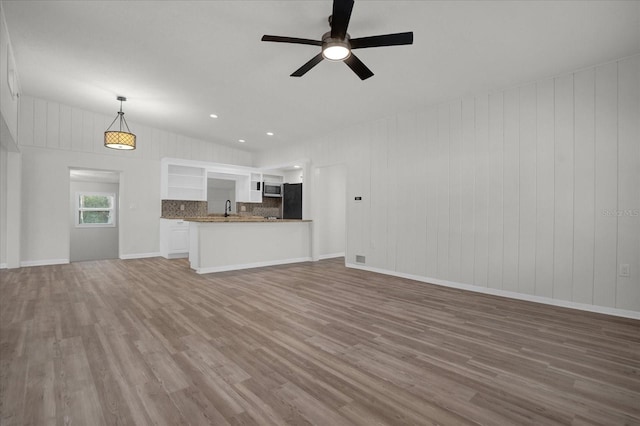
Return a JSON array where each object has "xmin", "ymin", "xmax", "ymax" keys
[
  {"xmin": 20, "ymin": 258, "xmax": 69, "ymax": 267},
  {"xmin": 119, "ymin": 252, "xmax": 161, "ymax": 260},
  {"xmin": 165, "ymin": 252, "xmax": 188, "ymax": 260},
  {"xmin": 346, "ymin": 263, "xmax": 640, "ymax": 320},
  {"xmin": 194, "ymin": 257, "xmax": 312, "ymax": 274},
  {"xmin": 318, "ymin": 252, "xmax": 345, "ymax": 260},
  {"xmin": 0, "ymin": 263, "xmax": 7, "ymax": 269}
]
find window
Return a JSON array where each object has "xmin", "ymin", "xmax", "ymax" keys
[{"xmin": 76, "ymin": 192, "xmax": 116, "ymax": 227}]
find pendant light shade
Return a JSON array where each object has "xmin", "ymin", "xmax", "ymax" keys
[{"xmin": 104, "ymin": 96, "xmax": 136, "ymax": 150}]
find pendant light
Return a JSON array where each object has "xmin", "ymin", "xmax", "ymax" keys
[{"xmin": 104, "ymin": 96, "xmax": 136, "ymax": 150}]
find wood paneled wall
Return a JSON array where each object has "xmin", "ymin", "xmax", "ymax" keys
[
  {"xmin": 18, "ymin": 96, "xmax": 252, "ymax": 166},
  {"xmin": 12, "ymin": 96, "xmax": 252, "ymax": 263},
  {"xmin": 258, "ymin": 55, "xmax": 640, "ymax": 312}
]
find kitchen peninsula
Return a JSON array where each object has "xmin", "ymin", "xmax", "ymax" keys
[
  {"xmin": 160, "ymin": 157, "xmax": 310, "ymax": 273},
  {"xmin": 186, "ymin": 217, "xmax": 312, "ymax": 274}
]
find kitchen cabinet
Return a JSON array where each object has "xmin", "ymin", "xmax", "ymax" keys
[
  {"xmin": 263, "ymin": 174, "xmax": 284, "ymax": 184},
  {"xmin": 206, "ymin": 169, "xmax": 260, "ymax": 203},
  {"xmin": 160, "ymin": 157, "xmax": 282, "ymax": 203},
  {"xmin": 250, "ymin": 173, "xmax": 262, "ymax": 202},
  {"xmin": 160, "ymin": 218, "xmax": 189, "ymax": 258},
  {"xmin": 161, "ymin": 159, "xmax": 206, "ymax": 201},
  {"xmin": 188, "ymin": 220, "xmax": 312, "ymax": 273}
]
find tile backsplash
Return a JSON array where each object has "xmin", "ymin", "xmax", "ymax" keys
[
  {"xmin": 162, "ymin": 198, "xmax": 282, "ymax": 218},
  {"xmin": 161, "ymin": 200, "xmax": 207, "ymax": 218},
  {"xmin": 237, "ymin": 197, "xmax": 282, "ymax": 218}
]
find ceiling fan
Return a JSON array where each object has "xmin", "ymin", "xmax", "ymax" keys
[{"xmin": 261, "ymin": 0, "xmax": 413, "ymax": 80}]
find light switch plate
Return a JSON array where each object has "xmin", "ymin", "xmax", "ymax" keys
[{"xmin": 619, "ymin": 264, "xmax": 630, "ymax": 277}]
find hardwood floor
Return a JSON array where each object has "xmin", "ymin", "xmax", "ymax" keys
[{"xmin": 1, "ymin": 257, "xmax": 639, "ymax": 425}]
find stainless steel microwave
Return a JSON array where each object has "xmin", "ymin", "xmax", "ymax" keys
[{"xmin": 263, "ymin": 182, "xmax": 283, "ymax": 197}]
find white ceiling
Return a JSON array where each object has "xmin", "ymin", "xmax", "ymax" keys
[{"xmin": 3, "ymin": 1, "xmax": 639, "ymax": 152}]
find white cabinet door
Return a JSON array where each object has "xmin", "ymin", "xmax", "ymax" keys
[
  {"xmin": 234, "ymin": 174, "xmax": 251, "ymax": 202},
  {"xmin": 169, "ymin": 227, "xmax": 189, "ymax": 252},
  {"xmin": 160, "ymin": 219, "xmax": 190, "ymax": 258},
  {"xmin": 250, "ymin": 172, "xmax": 262, "ymax": 203}
]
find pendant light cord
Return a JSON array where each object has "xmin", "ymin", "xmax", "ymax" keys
[{"xmin": 105, "ymin": 98, "xmax": 132, "ymax": 133}]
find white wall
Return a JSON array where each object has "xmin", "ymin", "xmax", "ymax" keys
[
  {"xmin": 69, "ymin": 180, "xmax": 119, "ymax": 262},
  {"xmin": 0, "ymin": 3, "xmax": 20, "ymax": 269},
  {"xmin": 313, "ymin": 164, "xmax": 346, "ymax": 259},
  {"xmin": 207, "ymin": 183, "xmax": 236, "ymax": 214},
  {"xmin": 256, "ymin": 55, "xmax": 640, "ymax": 314},
  {"xmin": 0, "ymin": 2, "xmax": 20, "ymax": 145},
  {"xmin": 284, "ymin": 169, "xmax": 303, "ymax": 184},
  {"xmin": 2, "ymin": 149, "xmax": 21, "ymax": 268},
  {"xmin": 0, "ymin": 145, "xmax": 7, "ymax": 267},
  {"xmin": 13, "ymin": 95, "xmax": 252, "ymax": 264}
]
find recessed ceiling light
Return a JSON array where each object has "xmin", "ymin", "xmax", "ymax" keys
[
  {"xmin": 209, "ymin": 114, "xmax": 218, "ymax": 118},
  {"xmin": 238, "ymin": 139, "xmax": 245, "ymax": 143},
  {"xmin": 294, "ymin": 165, "xmax": 301, "ymax": 169},
  {"xmin": 266, "ymin": 132, "xmax": 274, "ymax": 136}
]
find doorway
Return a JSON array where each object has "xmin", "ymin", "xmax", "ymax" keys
[{"xmin": 69, "ymin": 168, "xmax": 120, "ymax": 262}]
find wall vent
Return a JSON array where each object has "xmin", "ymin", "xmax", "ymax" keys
[{"xmin": 355, "ymin": 255, "xmax": 366, "ymax": 264}]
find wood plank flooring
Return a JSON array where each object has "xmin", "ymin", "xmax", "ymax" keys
[{"xmin": 1, "ymin": 257, "xmax": 639, "ymax": 425}]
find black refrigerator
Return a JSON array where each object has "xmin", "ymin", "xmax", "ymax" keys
[{"xmin": 282, "ymin": 183, "xmax": 302, "ymax": 219}]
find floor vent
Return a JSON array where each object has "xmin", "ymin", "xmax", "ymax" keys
[{"xmin": 355, "ymin": 255, "xmax": 366, "ymax": 264}]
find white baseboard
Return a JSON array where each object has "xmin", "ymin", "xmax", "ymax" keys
[
  {"xmin": 120, "ymin": 252, "xmax": 161, "ymax": 260},
  {"xmin": 346, "ymin": 263, "xmax": 640, "ymax": 320},
  {"xmin": 20, "ymin": 258, "xmax": 69, "ymax": 267},
  {"xmin": 318, "ymin": 252, "xmax": 345, "ymax": 260},
  {"xmin": 195, "ymin": 257, "xmax": 313, "ymax": 274},
  {"xmin": 165, "ymin": 252, "xmax": 188, "ymax": 260}
]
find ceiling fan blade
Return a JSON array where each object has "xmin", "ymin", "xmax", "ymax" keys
[
  {"xmin": 331, "ymin": 0, "xmax": 354, "ymax": 39},
  {"xmin": 350, "ymin": 32, "xmax": 414, "ymax": 49},
  {"xmin": 344, "ymin": 53, "xmax": 373, "ymax": 80},
  {"xmin": 261, "ymin": 35, "xmax": 322, "ymax": 46},
  {"xmin": 291, "ymin": 53, "xmax": 324, "ymax": 77}
]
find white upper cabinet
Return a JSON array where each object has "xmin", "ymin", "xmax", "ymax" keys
[
  {"xmin": 263, "ymin": 174, "xmax": 284, "ymax": 183},
  {"xmin": 161, "ymin": 158, "xmax": 281, "ymax": 203},
  {"xmin": 250, "ymin": 173, "xmax": 262, "ymax": 203},
  {"xmin": 161, "ymin": 159, "xmax": 207, "ymax": 201}
]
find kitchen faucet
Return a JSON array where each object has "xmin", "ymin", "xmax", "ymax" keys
[{"xmin": 224, "ymin": 199, "xmax": 231, "ymax": 217}]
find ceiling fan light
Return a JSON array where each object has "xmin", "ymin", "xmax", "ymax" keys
[{"xmin": 323, "ymin": 44, "xmax": 350, "ymax": 61}]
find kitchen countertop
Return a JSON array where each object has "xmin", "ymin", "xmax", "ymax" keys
[{"xmin": 162, "ymin": 216, "xmax": 311, "ymax": 223}]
